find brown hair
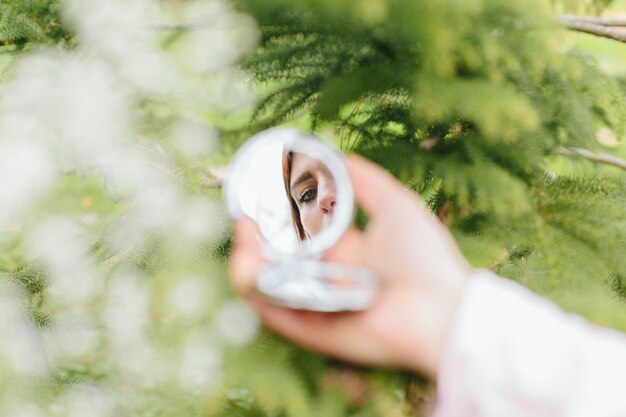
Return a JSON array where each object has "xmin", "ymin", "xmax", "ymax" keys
[{"xmin": 282, "ymin": 149, "xmax": 308, "ymax": 241}]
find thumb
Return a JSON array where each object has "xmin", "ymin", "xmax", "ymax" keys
[
  {"xmin": 345, "ymin": 154, "xmax": 418, "ymax": 217},
  {"xmin": 230, "ymin": 216, "xmax": 265, "ymax": 296}
]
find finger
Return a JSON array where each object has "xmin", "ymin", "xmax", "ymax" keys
[
  {"xmin": 346, "ymin": 154, "xmax": 442, "ymax": 229},
  {"xmin": 255, "ymin": 303, "xmax": 386, "ymax": 365},
  {"xmin": 345, "ymin": 154, "xmax": 414, "ymax": 217},
  {"xmin": 230, "ymin": 216, "xmax": 265, "ymax": 296}
]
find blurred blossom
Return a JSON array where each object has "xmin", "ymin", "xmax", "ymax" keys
[
  {"xmin": 96, "ymin": 148, "xmax": 172, "ymax": 198},
  {"xmin": 1, "ymin": 52, "xmax": 131, "ymax": 166},
  {"xmin": 0, "ymin": 0, "xmax": 260, "ymax": 411},
  {"xmin": 180, "ymin": 196, "xmax": 228, "ymax": 243},
  {"xmin": 179, "ymin": 333, "xmax": 222, "ymax": 392},
  {"xmin": 115, "ymin": 341, "xmax": 163, "ymax": 385},
  {"xmin": 63, "ymin": 0, "xmax": 159, "ymax": 46},
  {"xmin": 63, "ymin": 0, "xmax": 176, "ymax": 93},
  {"xmin": 43, "ymin": 320, "xmax": 101, "ymax": 360},
  {"xmin": 215, "ymin": 300, "xmax": 260, "ymax": 346},
  {"xmin": 174, "ymin": 0, "xmax": 259, "ymax": 74},
  {"xmin": 0, "ymin": 114, "xmax": 46, "ymax": 147},
  {"xmin": 171, "ymin": 119, "xmax": 219, "ymax": 159},
  {"xmin": 47, "ymin": 269, "xmax": 99, "ymax": 306},
  {"xmin": 0, "ymin": 141, "xmax": 55, "ymax": 228},
  {"xmin": 180, "ymin": 0, "xmax": 233, "ymax": 22},
  {"xmin": 0, "ymin": 287, "xmax": 46, "ymax": 377},
  {"xmin": 63, "ymin": 0, "xmax": 258, "ymax": 94},
  {"xmin": 206, "ymin": 69, "xmax": 257, "ymax": 113},
  {"xmin": 27, "ymin": 218, "xmax": 98, "ymax": 304},
  {"xmin": 133, "ymin": 183, "xmax": 182, "ymax": 230},
  {"xmin": 104, "ymin": 273, "xmax": 149, "ymax": 346},
  {"xmin": 103, "ymin": 216, "xmax": 147, "ymax": 256},
  {"xmin": 104, "ymin": 273, "xmax": 164, "ymax": 383},
  {"xmin": 0, "ymin": 403, "xmax": 45, "ymax": 417},
  {"xmin": 169, "ymin": 276, "xmax": 212, "ymax": 320},
  {"xmin": 174, "ymin": 30, "xmax": 241, "ymax": 74},
  {"xmin": 27, "ymin": 217, "xmax": 85, "ymax": 272},
  {"xmin": 55, "ymin": 56, "xmax": 130, "ymax": 162},
  {"xmin": 60, "ymin": 386, "xmax": 114, "ymax": 417}
]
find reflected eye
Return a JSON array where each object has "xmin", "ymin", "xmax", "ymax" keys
[{"xmin": 298, "ymin": 187, "xmax": 317, "ymax": 205}]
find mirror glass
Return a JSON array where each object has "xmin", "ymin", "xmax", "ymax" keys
[
  {"xmin": 226, "ymin": 127, "xmax": 353, "ymax": 258},
  {"xmin": 224, "ymin": 127, "xmax": 377, "ymax": 311}
]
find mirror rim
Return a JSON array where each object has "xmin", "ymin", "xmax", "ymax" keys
[{"xmin": 224, "ymin": 127, "xmax": 354, "ymax": 259}]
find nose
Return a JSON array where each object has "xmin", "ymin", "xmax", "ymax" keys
[{"xmin": 318, "ymin": 184, "xmax": 336, "ymax": 214}]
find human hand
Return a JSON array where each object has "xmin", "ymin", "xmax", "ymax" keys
[{"xmin": 230, "ymin": 155, "xmax": 472, "ymax": 377}]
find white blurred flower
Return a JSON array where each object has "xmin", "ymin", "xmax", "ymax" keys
[
  {"xmin": 114, "ymin": 341, "xmax": 163, "ymax": 385},
  {"xmin": 174, "ymin": 29, "xmax": 241, "ymax": 74},
  {"xmin": 63, "ymin": 0, "xmax": 176, "ymax": 93},
  {"xmin": 61, "ymin": 386, "xmax": 114, "ymax": 417},
  {"xmin": 1, "ymin": 52, "xmax": 131, "ymax": 167},
  {"xmin": 180, "ymin": 197, "xmax": 227, "ymax": 243},
  {"xmin": 133, "ymin": 183, "xmax": 182, "ymax": 231},
  {"xmin": 206, "ymin": 69, "xmax": 257, "ymax": 113},
  {"xmin": 43, "ymin": 320, "xmax": 101, "ymax": 360},
  {"xmin": 215, "ymin": 300, "xmax": 259, "ymax": 346},
  {"xmin": 104, "ymin": 273, "xmax": 166, "ymax": 383},
  {"xmin": 104, "ymin": 273, "xmax": 149, "ymax": 342},
  {"xmin": 55, "ymin": 56, "xmax": 130, "ymax": 161},
  {"xmin": 180, "ymin": 0, "xmax": 232, "ymax": 22},
  {"xmin": 48, "ymin": 268, "xmax": 99, "ymax": 305},
  {"xmin": 96, "ymin": 148, "xmax": 172, "ymax": 198},
  {"xmin": 168, "ymin": 276, "xmax": 212, "ymax": 320},
  {"xmin": 0, "ymin": 290, "xmax": 46, "ymax": 377},
  {"xmin": 179, "ymin": 332, "xmax": 222, "ymax": 392},
  {"xmin": 0, "ymin": 0, "xmax": 260, "ymax": 411},
  {"xmin": 27, "ymin": 217, "xmax": 99, "ymax": 304},
  {"xmin": 173, "ymin": 0, "xmax": 258, "ymax": 74},
  {"xmin": 0, "ymin": 403, "xmax": 45, "ymax": 417},
  {"xmin": 171, "ymin": 119, "xmax": 219, "ymax": 158},
  {"xmin": 102, "ymin": 216, "xmax": 146, "ymax": 255},
  {"xmin": 0, "ymin": 141, "xmax": 56, "ymax": 228}
]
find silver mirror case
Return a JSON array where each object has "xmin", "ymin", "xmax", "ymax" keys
[{"xmin": 224, "ymin": 127, "xmax": 378, "ymax": 311}]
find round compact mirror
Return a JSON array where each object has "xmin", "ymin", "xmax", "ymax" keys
[{"xmin": 224, "ymin": 127, "xmax": 377, "ymax": 311}]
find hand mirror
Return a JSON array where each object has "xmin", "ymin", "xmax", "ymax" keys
[{"xmin": 224, "ymin": 127, "xmax": 378, "ymax": 311}]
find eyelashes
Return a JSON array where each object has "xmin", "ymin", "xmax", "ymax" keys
[{"xmin": 298, "ymin": 187, "xmax": 317, "ymax": 205}]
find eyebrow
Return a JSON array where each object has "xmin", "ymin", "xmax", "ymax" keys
[{"xmin": 290, "ymin": 171, "xmax": 312, "ymax": 193}]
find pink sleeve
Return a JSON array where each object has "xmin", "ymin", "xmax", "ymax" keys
[{"xmin": 430, "ymin": 269, "xmax": 626, "ymax": 417}]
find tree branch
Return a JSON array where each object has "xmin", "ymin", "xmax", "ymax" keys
[
  {"xmin": 148, "ymin": 15, "xmax": 626, "ymax": 45},
  {"xmin": 557, "ymin": 14, "xmax": 626, "ymax": 43},
  {"xmin": 556, "ymin": 147, "xmax": 626, "ymax": 171},
  {"xmin": 203, "ymin": 177, "xmax": 223, "ymax": 188},
  {"xmin": 558, "ymin": 14, "xmax": 626, "ymax": 27}
]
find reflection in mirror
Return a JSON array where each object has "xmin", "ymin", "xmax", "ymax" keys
[
  {"xmin": 283, "ymin": 150, "xmax": 336, "ymax": 241},
  {"xmin": 237, "ymin": 142, "xmax": 337, "ymax": 254}
]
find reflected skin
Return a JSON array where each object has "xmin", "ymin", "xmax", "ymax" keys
[{"xmin": 288, "ymin": 152, "xmax": 337, "ymax": 238}]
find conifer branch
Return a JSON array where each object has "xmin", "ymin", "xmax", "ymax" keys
[
  {"xmin": 557, "ymin": 15, "xmax": 626, "ymax": 43},
  {"xmin": 556, "ymin": 147, "xmax": 626, "ymax": 171}
]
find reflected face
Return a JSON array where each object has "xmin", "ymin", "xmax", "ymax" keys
[{"xmin": 289, "ymin": 152, "xmax": 336, "ymax": 238}]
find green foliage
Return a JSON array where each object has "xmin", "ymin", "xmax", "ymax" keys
[
  {"xmin": 0, "ymin": 0, "xmax": 71, "ymax": 48},
  {"xmin": 551, "ymin": 0, "xmax": 618, "ymax": 14},
  {"xmin": 1, "ymin": 1, "xmax": 626, "ymax": 417},
  {"xmin": 239, "ymin": 0, "xmax": 626, "ymax": 333}
]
